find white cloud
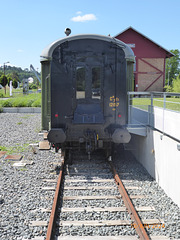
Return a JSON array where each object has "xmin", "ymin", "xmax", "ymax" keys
[
  {"xmin": 71, "ymin": 13, "xmax": 97, "ymax": 22},
  {"xmin": 0, "ymin": 62, "xmax": 11, "ymax": 67},
  {"xmin": 17, "ymin": 49, "xmax": 23, "ymax": 53},
  {"xmin": 76, "ymin": 11, "xmax": 82, "ymax": 15},
  {"xmin": 0, "ymin": 63, "xmax": 22, "ymax": 68}
]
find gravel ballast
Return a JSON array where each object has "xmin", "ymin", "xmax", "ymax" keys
[
  {"xmin": 0, "ymin": 113, "xmax": 180, "ymax": 239},
  {"xmin": 0, "ymin": 113, "xmax": 60, "ymax": 240}
]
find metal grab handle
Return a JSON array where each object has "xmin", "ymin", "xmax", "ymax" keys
[{"xmin": 64, "ymin": 115, "xmax": 73, "ymax": 119}]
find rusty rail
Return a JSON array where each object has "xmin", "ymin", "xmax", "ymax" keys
[
  {"xmin": 46, "ymin": 158, "xmax": 65, "ymax": 240},
  {"xmin": 109, "ymin": 161, "xmax": 150, "ymax": 240}
]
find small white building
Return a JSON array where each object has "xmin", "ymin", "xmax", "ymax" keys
[{"xmin": 28, "ymin": 77, "xmax": 34, "ymax": 83}]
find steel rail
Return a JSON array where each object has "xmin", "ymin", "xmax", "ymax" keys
[
  {"xmin": 109, "ymin": 161, "xmax": 150, "ymax": 240},
  {"xmin": 46, "ymin": 158, "xmax": 65, "ymax": 240}
]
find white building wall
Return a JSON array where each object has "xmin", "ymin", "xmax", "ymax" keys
[
  {"xmin": 129, "ymin": 129, "xmax": 180, "ymax": 207},
  {"xmin": 153, "ymin": 107, "xmax": 180, "ymax": 140}
]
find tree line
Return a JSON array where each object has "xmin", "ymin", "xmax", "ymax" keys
[
  {"xmin": 165, "ymin": 49, "xmax": 180, "ymax": 92},
  {"xmin": 0, "ymin": 66, "xmax": 40, "ymax": 94},
  {"xmin": 0, "ymin": 72, "xmax": 19, "ymax": 89},
  {"xmin": 0, "ymin": 66, "xmax": 38, "ymax": 82},
  {"xmin": 0, "ymin": 50, "xmax": 180, "ymax": 94}
]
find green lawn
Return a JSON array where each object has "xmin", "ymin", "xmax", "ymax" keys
[
  {"xmin": 0, "ymin": 87, "xmax": 23, "ymax": 97},
  {"xmin": 1, "ymin": 88, "xmax": 180, "ymax": 112},
  {"xmin": 133, "ymin": 97, "xmax": 180, "ymax": 112},
  {"xmin": 0, "ymin": 88, "xmax": 41, "ymax": 108}
]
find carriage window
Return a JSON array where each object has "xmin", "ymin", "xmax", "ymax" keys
[
  {"xmin": 76, "ymin": 67, "xmax": 85, "ymax": 99},
  {"xmin": 92, "ymin": 67, "xmax": 101, "ymax": 99}
]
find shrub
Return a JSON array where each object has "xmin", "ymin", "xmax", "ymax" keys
[
  {"xmin": 0, "ymin": 103, "xmax": 3, "ymax": 113},
  {"xmin": 2, "ymin": 100, "xmax": 13, "ymax": 107},
  {"xmin": 172, "ymin": 75, "xmax": 180, "ymax": 93},
  {"xmin": 29, "ymin": 83, "xmax": 37, "ymax": 90},
  {"xmin": 12, "ymin": 99, "xmax": 26, "ymax": 107},
  {"xmin": 31, "ymin": 98, "xmax": 41, "ymax": 107},
  {"xmin": 164, "ymin": 85, "xmax": 173, "ymax": 92},
  {"xmin": 26, "ymin": 99, "xmax": 34, "ymax": 107},
  {"xmin": 0, "ymin": 93, "xmax": 41, "ymax": 107}
]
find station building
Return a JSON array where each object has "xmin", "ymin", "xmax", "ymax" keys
[{"xmin": 115, "ymin": 27, "xmax": 174, "ymax": 92}]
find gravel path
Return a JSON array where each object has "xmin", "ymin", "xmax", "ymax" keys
[
  {"xmin": 0, "ymin": 113, "xmax": 60, "ymax": 240},
  {"xmin": 58, "ymin": 153, "xmax": 180, "ymax": 239},
  {"xmin": 0, "ymin": 113, "xmax": 180, "ymax": 239},
  {"xmin": 114, "ymin": 150, "xmax": 180, "ymax": 239}
]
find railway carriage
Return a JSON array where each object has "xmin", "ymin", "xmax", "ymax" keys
[{"xmin": 40, "ymin": 32, "xmax": 135, "ymax": 156}]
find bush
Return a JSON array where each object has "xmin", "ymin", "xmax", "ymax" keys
[
  {"xmin": 164, "ymin": 85, "xmax": 173, "ymax": 92},
  {"xmin": 11, "ymin": 99, "xmax": 26, "ymax": 107},
  {"xmin": 29, "ymin": 83, "xmax": 37, "ymax": 90},
  {"xmin": 31, "ymin": 98, "xmax": 41, "ymax": 107},
  {"xmin": 26, "ymin": 99, "xmax": 34, "ymax": 107},
  {"xmin": 2, "ymin": 100, "xmax": 13, "ymax": 107},
  {"xmin": 0, "ymin": 103, "xmax": 3, "ymax": 113},
  {"xmin": 0, "ymin": 93, "xmax": 41, "ymax": 107},
  {"xmin": 172, "ymin": 75, "xmax": 180, "ymax": 93}
]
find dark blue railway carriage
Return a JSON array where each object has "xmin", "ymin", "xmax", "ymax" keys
[{"xmin": 40, "ymin": 33, "xmax": 135, "ymax": 155}]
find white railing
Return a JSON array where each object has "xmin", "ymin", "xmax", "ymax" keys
[{"xmin": 128, "ymin": 92, "xmax": 180, "ymax": 141}]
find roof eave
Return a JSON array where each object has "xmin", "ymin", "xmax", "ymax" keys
[
  {"xmin": 40, "ymin": 34, "xmax": 135, "ymax": 62},
  {"xmin": 114, "ymin": 26, "xmax": 174, "ymax": 58}
]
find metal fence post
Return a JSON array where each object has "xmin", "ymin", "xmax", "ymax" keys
[
  {"xmin": 149, "ymin": 92, "xmax": 153, "ymax": 127},
  {"xmin": 163, "ymin": 92, "xmax": 166, "ymax": 109},
  {"xmin": 163, "ymin": 93, "xmax": 166, "ymax": 134}
]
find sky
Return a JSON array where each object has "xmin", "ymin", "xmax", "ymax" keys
[{"xmin": 0, "ymin": 0, "xmax": 180, "ymax": 72}]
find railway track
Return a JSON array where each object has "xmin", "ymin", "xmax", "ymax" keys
[{"xmin": 38, "ymin": 151, "xmax": 168, "ymax": 240}]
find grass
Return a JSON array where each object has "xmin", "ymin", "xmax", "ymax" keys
[
  {"xmin": 19, "ymin": 167, "xmax": 28, "ymax": 171},
  {"xmin": 21, "ymin": 114, "xmax": 32, "ymax": 119},
  {"xmin": 133, "ymin": 97, "xmax": 180, "ymax": 112},
  {"xmin": 0, "ymin": 143, "xmax": 30, "ymax": 154},
  {"xmin": 1, "ymin": 87, "xmax": 180, "ymax": 112},
  {"xmin": 0, "ymin": 92, "xmax": 41, "ymax": 107},
  {"xmin": 0, "ymin": 87, "xmax": 38, "ymax": 97}
]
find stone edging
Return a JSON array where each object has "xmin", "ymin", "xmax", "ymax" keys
[{"xmin": 2, "ymin": 107, "xmax": 41, "ymax": 113}]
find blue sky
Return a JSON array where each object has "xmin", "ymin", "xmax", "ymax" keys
[{"xmin": 0, "ymin": 0, "xmax": 180, "ymax": 71}]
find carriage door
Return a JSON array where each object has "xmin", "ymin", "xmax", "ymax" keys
[{"xmin": 73, "ymin": 56, "xmax": 104, "ymax": 124}]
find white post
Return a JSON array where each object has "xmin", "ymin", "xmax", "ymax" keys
[{"xmin": 10, "ymin": 80, "xmax": 13, "ymax": 96}]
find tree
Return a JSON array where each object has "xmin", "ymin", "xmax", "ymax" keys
[
  {"xmin": 0, "ymin": 75, "xmax": 8, "ymax": 94},
  {"xmin": 0, "ymin": 75, "xmax": 8, "ymax": 87},
  {"xmin": 12, "ymin": 79, "xmax": 18, "ymax": 89},
  {"xmin": 12, "ymin": 71, "xmax": 19, "ymax": 82},
  {"xmin": 11, "ymin": 72, "xmax": 20, "ymax": 90},
  {"xmin": 0, "ymin": 65, "xmax": 39, "ymax": 83},
  {"xmin": 172, "ymin": 74, "xmax": 180, "ymax": 93},
  {"xmin": 166, "ymin": 49, "xmax": 180, "ymax": 86},
  {"xmin": 7, "ymin": 74, "xmax": 12, "ymax": 86}
]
